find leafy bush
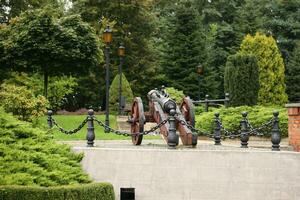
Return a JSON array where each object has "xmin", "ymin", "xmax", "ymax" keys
[
  {"xmin": 239, "ymin": 32, "xmax": 288, "ymax": 105},
  {"xmin": 165, "ymin": 87, "xmax": 185, "ymax": 104},
  {"xmin": 4, "ymin": 72, "xmax": 78, "ymax": 110},
  {"xmin": 0, "ymin": 84, "xmax": 48, "ymax": 121},
  {"xmin": 195, "ymin": 106, "xmax": 288, "ymax": 137},
  {"xmin": 109, "ymin": 73, "xmax": 133, "ymax": 113},
  {"xmin": 224, "ymin": 53, "xmax": 259, "ymax": 106},
  {"xmin": 0, "ymin": 183, "xmax": 115, "ymax": 200},
  {"xmin": 0, "ymin": 108, "xmax": 91, "ymax": 186}
]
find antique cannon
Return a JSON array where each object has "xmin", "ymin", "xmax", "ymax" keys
[{"xmin": 129, "ymin": 88, "xmax": 198, "ymax": 148}]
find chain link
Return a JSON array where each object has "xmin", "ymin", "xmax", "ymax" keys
[
  {"xmin": 51, "ymin": 117, "xmax": 88, "ymax": 134},
  {"xmin": 217, "ymin": 119, "xmax": 241, "ymax": 139},
  {"xmin": 93, "ymin": 116, "xmax": 169, "ymax": 137},
  {"xmin": 245, "ymin": 118, "xmax": 273, "ymax": 136},
  {"xmin": 174, "ymin": 116, "xmax": 214, "ymax": 138}
]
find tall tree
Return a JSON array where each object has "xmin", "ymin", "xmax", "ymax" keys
[
  {"xmin": 159, "ymin": 0, "xmax": 201, "ymax": 99},
  {"xmin": 239, "ymin": 32, "xmax": 288, "ymax": 105},
  {"xmin": 0, "ymin": 8, "xmax": 102, "ymax": 99}
]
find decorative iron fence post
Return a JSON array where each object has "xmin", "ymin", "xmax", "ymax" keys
[
  {"xmin": 168, "ymin": 109, "xmax": 179, "ymax": 148},
  {"xmin": 204, "ymin": 95, "xmax": 209, "ymax": 112},
  {"xmin": 214, "ymin": 113, "xmax": 221, "ymax": 145},
  {"xmin": 86, "ymin": 109, "xmax": 95, "ymax": 147},
  {"xmin": 271, "ymin": 111, "xmax": 281, "ymax": 151},
  {"xmin": 224, "ymin": 93, "xmax": 230, "ymax": 108},
  {"xmin": 47, "ymin": 110, "xmax": 53, "ymax": 128},
  {"xmin": 240, "ymin": 112, "xmax": 249, "ymax": 148}
]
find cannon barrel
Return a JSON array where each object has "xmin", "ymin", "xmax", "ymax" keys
[{"xmin": 147, "ymin": 90, "xmax": 177, "ymax": 114}]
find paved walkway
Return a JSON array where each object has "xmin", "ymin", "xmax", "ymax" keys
[{"xmin": 60, "ymin": 137, "xmax": 291, "ymax": 151}]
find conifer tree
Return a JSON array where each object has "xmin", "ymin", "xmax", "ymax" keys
[
  {"xmin": 224, "ymin": 54, "xmax": 259, "ymax": 106},
  {"xmin": 239, "ymin": 33, "xmax": 288, "ymax": 105}
]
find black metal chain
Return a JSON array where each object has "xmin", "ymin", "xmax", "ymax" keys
[
  {"xmin": 174, "ymin": 116, "xmax": 214, "ymax": 138},
  {"xmin": 51, "ymin": 117, "xmax": 88, "ymax": 135},
  {"xmin": 217, "ymin": 119, "xmax": 241, "ymax": 139},
  {"xmin": 245, "ymin": 118, "xmax": 273, "ymax": 136},
  {"xmin": 93, "ymin": 116, "xmax": 169, "ymax": 137}
]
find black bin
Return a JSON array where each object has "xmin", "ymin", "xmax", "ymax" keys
[{"xmin": 120, "ymin": 188, "xmax": 135, "ymax": 200}]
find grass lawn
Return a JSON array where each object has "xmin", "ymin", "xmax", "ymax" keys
[{"xmin": 39, "ymin": 115, "xmax": 160, "ymax": 140}]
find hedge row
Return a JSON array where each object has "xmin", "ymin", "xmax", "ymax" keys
[
  {"xmin": 195, "ymin": 105, "xmax": 288, "ymax": 137},
  {"xmin": 0, "ymin": 183, "xmax": 115, "ymax": 200}
]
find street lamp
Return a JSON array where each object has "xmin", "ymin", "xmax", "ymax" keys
[
  {"xmin": 103, "ymin": 25, "xmax": 112, "ymax": 132},
  {"xmin": 118, "ymin": 44, "xmax": 125, "ymax": 115},
  {"xmin": 196, "ymin": 64, "xmax": 204, "ymax": 101}
]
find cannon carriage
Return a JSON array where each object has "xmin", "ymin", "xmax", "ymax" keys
[{"xmin": 129, "ymin": 88, "xmax": 198, "ymax": 148}]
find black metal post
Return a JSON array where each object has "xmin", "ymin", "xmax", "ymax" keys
[
  {"xmin": 118, "ymin": 56, "xmax": 124, "ymax": 115},
  {"xmin": 105, "ymin": 45, "xmax": 110, "ymax": 132},
  {"xmin": 86, "ymin": 109, "xmax": 95, "ymax": 147},
  {"xmin": 271, "ymin": 111, "xmax": 281, "ymax": 151},
  {"xmin": 198, "ymin": 75, "xmax": 201, "ymax": 101},
  {"xmin": 214, "ymin": 113, "xmax": 221, "ymax": 145},
  {"xmin": 224, "ymin": 93, "xmax": 230, "ymax": 108},
  {"xmin": 47, "ymin": 110, "xmax": 53, "ymax": 128},
  {"xmin": 205, "ymin": 95, "xmax": 209, "ymax": 112},
  {"xmin": 168, "ymin": 109, "xmax": 179, "ymax": 148},
  {"xmin": 240, "ymin": 112, "xmax": 249, "ymax": 148}
]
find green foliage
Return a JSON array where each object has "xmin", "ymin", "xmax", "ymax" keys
[
  {"xmin": 0, "ymin": 84, "xmax": 48, "ymax": 121},
  {"xmin": 165, "ymin": 87, "xmax": 185, "ymax": 105},
  {"xmin": 224, "ymin": 54, "xmax": 259, "ymax": 106},
  {"xmin": 109, "ymin": 74, "xmax": 134, "ymax": 113},
  {"xmin": 0, "ymin": 183, "xmax": 115, "ymax": 200},
  {"xmin": 0, "ymin": 108, "xmax": 91, "ymax": 186},
  {"xmin": 239, "ymin": 33, "xmax": 288, "ymax": 105},
  {"xmin": 4, "ymin": 72, "xmax": 78, "ymax": 111},
  {"xmin": 286, "ymin": 42, "xmax": 300, "ymax": 102},
  {"xmin": 195, "ymin": 106, "xmax": 288, "ymax": 138}
]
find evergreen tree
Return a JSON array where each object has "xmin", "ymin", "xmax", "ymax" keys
[
  {"xmin": 109, "ymin": 73, "xmax": 134, "ymax": 113},
  {"xmin": 286, "ymin": 42, "xmax": 300, "ymax": 102},
  {"xmin": 224, "ymin": 54, "xmax": 259, "ymax": 106},
  {"xmin": 239, "ymin": 33, "xmax": 288, "ymax": 105},
  {"xmin": 160, "ymin": 0, "xmax": 201, "ymax": 99}
]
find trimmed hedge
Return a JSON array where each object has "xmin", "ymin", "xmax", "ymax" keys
[
  {"xmin": 195, "ymin": 105, "xmax": 288, "ymax": 137},
  {"xmin": 0, "ymin": 183, "xmax": 115, "ymax": 200}
]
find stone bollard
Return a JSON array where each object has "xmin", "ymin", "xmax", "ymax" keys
[
  {"xmin": 204, "ymin": 95, "xmax": 209, "ymax": 112},
  {"xmin": 167, "ymin": 109, "xmax": 179, "ymax": 148},
  {"xmin": 47, "ymin": 110, "xmax": 53, "ymax": 128},
  {"xmin": 86, "ymin": 109, "xmax": 95, "ymax": 147},
  {"xmin": 271, "ymin": 111, "xmax": 281, "ymax": 151},
  {"xmin": 240, "ymin": 112, "xmax": 249, "ymax": 148},
  {"xmin": 214, "ymin": 113, "xmax": 221, "ymax": 145},
  {"xmin": 285, "ymin": 103, "xmax": 300, "ymax": 152}
]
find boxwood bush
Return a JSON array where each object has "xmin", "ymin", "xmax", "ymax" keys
[
  {"xmin": 195, "ymin": 106, "xmax": 288, "ymax": 137},
  {"xmin": 0, "ymin": 183, "xmax": 115, "ymax": 200}
]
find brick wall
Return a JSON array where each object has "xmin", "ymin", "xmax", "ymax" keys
[{"xmin": 286, "ymin": 104, "xmax": 300, "ymax": 152}]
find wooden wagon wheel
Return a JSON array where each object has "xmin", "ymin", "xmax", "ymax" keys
[
  {"xmin": 130, "ymin": 97, "xmax": 145, "ymax": 145},
  {"xmin": 180, "ymin": 97, "xmax": 195, "ymax": 127}
]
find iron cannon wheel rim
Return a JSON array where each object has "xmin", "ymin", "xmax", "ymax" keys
[
  {"xmin": 130, "ymin": 97, "xmax": 145, "ymax": 145},
  {"xmin": 180, "ymin": 97, "xmax": 195, "ymax": 127}
]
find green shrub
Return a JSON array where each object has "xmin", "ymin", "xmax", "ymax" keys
[
  {"xmin": 195, "ymin": 106, "xmax": 288, "ymax": 137},
  {"xmin": 239, "ymin": 32, "xmax": 288, "ymax": 105},
  {"xmin": 165, "ymin": 87, "xmax": 185, "ymax": 105},
  {"xmin": 0, "ymin": 183, "xmax": 115, "ymax": 200},
  {"xmin": 4, "ymin": 72, "xmax": 78, "ymax": 110},
  {"xmin": 224, "ymin": 54, "xmax": 259, "ymax": 106},
  {"xmin": 0, "ymin": 84, "xmax": 48, "ymax": 121},
  {"xmin": 109, "ymin": 73, "xmax": 134, "ymax": 113},
  {"xmin": 0, "ymin": 108, "xmax": 91, "ymax": 186}
]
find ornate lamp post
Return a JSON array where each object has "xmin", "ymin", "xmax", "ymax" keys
[
  {"xmin": 103, "ymin": 25, "xmax": 112, "ymax": 132},
  {"xmin": 196, "ymin": 64, "xmax": 204, "ymax": 101},
  {"xmin": 118, "ymin": 44, "xmax": 125, "ymax": 115}
]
